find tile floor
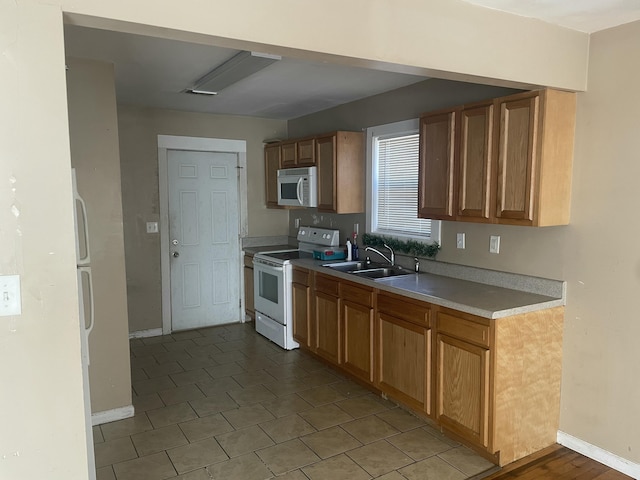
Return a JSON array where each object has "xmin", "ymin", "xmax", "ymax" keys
[{"xmin": 95, "ymin": 322, "xmax": 496, "ymax": 480}]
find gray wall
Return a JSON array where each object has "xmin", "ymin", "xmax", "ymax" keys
[
  {"xmin": 66, "ymin": 57, "xmax": 132, "ymax": 413},
  {"xmin": 118, "ymin": 105, "xmax": 287, "ymax": 333},
  {"xmin": 287, "ymin": 79, "xmax": 564, "ymax": 276}
]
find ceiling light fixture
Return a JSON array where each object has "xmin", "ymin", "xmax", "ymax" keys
[{"xmin": 188, "ymin": 51, "xmax": 281, "ymax": 95}]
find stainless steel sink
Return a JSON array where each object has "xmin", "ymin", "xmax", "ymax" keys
[
  {"xmin": 322, "ymin": 261, "xmax": 413, "ymax": 279},
  {"xmin": 321, "ymin": 261, "xmax": 368, "ymax": 272},
  {"xmin": 349, "ymin": 266, "xmax": 413, "ymax": 279}
]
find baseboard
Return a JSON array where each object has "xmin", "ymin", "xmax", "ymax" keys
[
  {"xmin": 129, "ymin": 328, "xmax": 163, "ymax": 339},
  {"xmin": 91, "ymin": 405, "xmax": 135, "ymax": 426},
  {"xmin": 557, "ymin": 431, "xmax": 640, "ymax": 478}
]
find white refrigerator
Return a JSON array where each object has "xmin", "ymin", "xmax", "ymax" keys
[{"xmin": 73, "ymin": 169, "xmax": 97, "ymax": 480}]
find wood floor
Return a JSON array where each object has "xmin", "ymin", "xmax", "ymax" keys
[{"xmin": 475, "ymin": 444, "xmax": 633, "ymax": 480}]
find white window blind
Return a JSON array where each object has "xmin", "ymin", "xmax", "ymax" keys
[{"xmin": 375, "ymin": 133, "xmax": 433, "ymax": 237}]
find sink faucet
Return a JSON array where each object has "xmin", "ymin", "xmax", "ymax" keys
[{"xmin": 364, "ymin": 243, "xmax": 395, "ymax": 266}]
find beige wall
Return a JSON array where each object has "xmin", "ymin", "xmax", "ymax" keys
[
  {"xmin": 0, "ymin": 3, "xmax": 90, "ymax": 478},
  {"xmin": 66, "ymin": 58, "xmax": 132, "ymax": 413},
  {"xmin": 117, "ymin": 105, "xmax": 287, "ymax": 333},
  {"xmin": 560, "ymin": 20, "xmax": 640, "ymax": 462}
]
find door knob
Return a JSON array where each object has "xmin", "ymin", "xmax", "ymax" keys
[{"xmin": 172, "ymin": 251, "xmax": 180, "ymax": 258}]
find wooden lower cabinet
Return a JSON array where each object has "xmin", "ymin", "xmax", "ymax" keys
[
  {"xmin": 436, "ymin": 333, "xmax": 490, "ymax": 448},
  {"xmin": 300, "ymin": 270, "xmax": 564, "ymax": 467},
  {"xmin": 292, "ymin": 267, "xmax": 311, "ymax": 347},
  {"xmin": 243, "ymin": 255, "xmax": 254, "ymax": 319},
  {"xmin": 377, "ymin": 313, "xmax": 431, "ymax": 413},
  {"xmin": 341, "ymin": 282, "xmax": 374, "ymax": 383},
  {"xmin": 376, "ymin": 293, "xmax": 431, "ymax": 414},
  {"xmin": 433, "ymin": 306, "xmax": 563, "ymax": 465},
  {"xmin": 314, "ymin": 273, "xmax": 341, "ymax": 364}
]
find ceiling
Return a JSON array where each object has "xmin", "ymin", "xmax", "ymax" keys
[
  {"xmin": 63, "ymin": 25, "xmax": 428, "ymax": 121},
  {"xmin": 462, "ymin": 0, "xmax": 640, "ymax": 33},
  {"xmin": 64, "ymin": 2, "xmax": 640, "ymax": 120}
]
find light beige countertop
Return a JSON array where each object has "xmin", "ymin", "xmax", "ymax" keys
[{"xmin": 293, "ymin": 258, "xmax": 565, "ymax": 319}]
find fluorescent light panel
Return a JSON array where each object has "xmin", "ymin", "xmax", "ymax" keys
[{"xmin": 191, "ymin": 51, "xmax": 281, "ymax": 95}]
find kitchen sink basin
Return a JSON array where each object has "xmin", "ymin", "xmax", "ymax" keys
[
  {"xmin": 321, "ymin": 261, "xmax": 368, "ymax": 272},
  {"xmin": 349, "ymin": 266, "xmax": 413, "ymax": 279},
  {"xmin": 322, "ymin": 261, "xmax": 413, "ymax": 279}
]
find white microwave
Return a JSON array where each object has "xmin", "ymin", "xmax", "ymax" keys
[{"xmin": 277, "ymin": 166, "xmax": 318, "ymax": 207}]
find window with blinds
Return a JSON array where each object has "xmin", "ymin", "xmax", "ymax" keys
[
  {"xmin": 367, "ymin": 118, "xmax": 439, "ymax": 242},
  {"xmin": 374, "ymin": 133, "xmax": 433, "ymax": 237}
]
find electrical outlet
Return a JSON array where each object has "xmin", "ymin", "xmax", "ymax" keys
[
  {"xmin": 456, "ymin": 233, "xmax": 466, "ymax": 249},
  {"xmin": 354, "ymin": 223, "xmax": 359, "ymax": 235},
  {"xmin": 490, "ymin": 235, "xmax": 501, "ymax": 254},
  {"xmin": 146, "ymin": 222, "xmax": 159, "ymax": 234},
  {"xmin": 0, "ymin": 275, "xmax": 22, "ymax": 317},
  {"xmin": 294, "ymin": 218, "xmax": 300, "ymax": 228}
]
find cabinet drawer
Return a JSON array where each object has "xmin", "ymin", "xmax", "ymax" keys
[
  {"xmin": 340, "ymin": 282, "xmax": 374, "ymax": 307},
  {"xmin": 315, "ymin": 273, "xmax": 339, "ymax": 296},
  {"xmin": 437, "ymin": 311, "xmax": 490, "ymax": 347},
  {"xmin": 244, "ymin": 255, "xmax": 254, "ymax": 268},
  {"xmin": 377, "ymin": 293, "xmax": 430, "ymax": 326},
  {"xmin": 292, "ymin": 267, "xmax": 310, "ymax": 285}
]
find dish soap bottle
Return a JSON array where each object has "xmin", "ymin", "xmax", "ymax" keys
[
  {"xmin": 346, "ymin": 238, "xmax": 352, "ymax": 261},
  {"xmin": 352, "ymin": 232, "xmax": 359, "ymax": 260}
]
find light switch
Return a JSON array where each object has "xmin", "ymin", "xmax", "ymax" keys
[
  {"xmin": 0, "ymin": 275, "xmax": 22, "ymax": 317},
  {"xmin": 490, "ymin": 235, "xmax": 501, "ymax": 254},
  {"xmin": 146, "ymin": 222, "xmax": 159, "ymax": 234},
  {"xmin": 456, "ymin": 233, "xmax": 466, "ymax": 249}
]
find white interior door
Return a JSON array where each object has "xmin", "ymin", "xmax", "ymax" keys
[{"xmin": 168, "ymin": 149, "xmax": 240, "ymax": 331}]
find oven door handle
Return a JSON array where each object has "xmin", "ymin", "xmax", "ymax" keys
[{"xmin": 253, "ymin": 259, "xmax": 285, "ymax": 272}]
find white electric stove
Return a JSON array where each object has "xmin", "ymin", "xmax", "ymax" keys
[{"xmin": 252, "ymin": 227, "xmax": 341, "ymax": 349}]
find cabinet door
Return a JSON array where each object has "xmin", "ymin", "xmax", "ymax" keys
[
  {"xmin": 377, "ymin": 312, "xmax": 431, "ymax": 414},
  {"xmin": 494, "ymin": 93, "xmax": 539, "ymax": 224},
  {"xmin": 418, "ymin": 110, "xmax": 457, "ymax": 220},
  {"xmin": 458, "ymin": 103, "xmax": 493, "ymax": 221},
  {"xmin": 342, "ymin": 300, "xmax": 374, "ymax": 382},
  {"xmin": 265, "ymin": 144, "xmax": 282, "ymax": 208},
  {"xmin": 436, "ymin": 333, "xmax": 490, "ymax": 448},
  {"xmin": 244, "ymin": 265, "xmax": 254, "ymax": 318},
  {"xmin": 281, "ymin": 141, "xmax": 297, "ymax": 168},
  {"xmin": 297, "ymin": 139, "xmax": 316, "ymax": 166},
  {"xmin": 316, "ymin": 135, "xmax": 337, "ymax": 212},
  {"xmin": 314, "ymin": 291, "xmax": 341, "ymax": 364},
  {"xmin": 292, "ymin": 281, "xmax": 310, "ymax": 347}
]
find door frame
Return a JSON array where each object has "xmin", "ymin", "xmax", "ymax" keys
[{"xmin": 158, "ymin": 134, "xmax": 248, "ymax": 335}]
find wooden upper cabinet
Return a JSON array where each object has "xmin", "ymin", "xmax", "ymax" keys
[
  {"xmin": 281, "ymin": 141, "xmax": 297, "ymax": 168},
  {"xmin": 316, "ymin": 131, "xmax": 364, "ymax": 214},
  {"xmin": 458, "ymin": 103, "xmax": 493, "ymax": 222},
  {"xmin": 418, "ymin": 109, "xmax": 458, "ymax": 220},
  {"xmin": 297, "ymin": 138, "xmax": 316, "ymax": 166},
  {"xmin": 264, "ymin": 143, "xmax": 282, "ymax": 208},
  {"xmin": 418, "ymin": 88, "xmax": 576, "ymax": 226},
  {"xmin": 494, "ymin": 89, "xmax": 576, "ymax": 226},
  {"xmin": 494, "ymin": 94, "xmax": 538, "ymax": 223}
]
